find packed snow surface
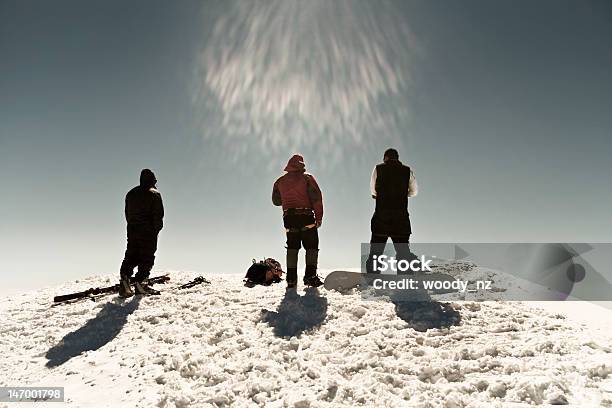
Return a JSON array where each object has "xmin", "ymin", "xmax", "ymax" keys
[{"xmin": 1, "ymin": 267, "xmax": 611, "ymax": 407}]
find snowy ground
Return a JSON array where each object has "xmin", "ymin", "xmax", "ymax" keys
[{"xmin": 1, "ymin": 267, "xmax": 612, "ymax": 407}]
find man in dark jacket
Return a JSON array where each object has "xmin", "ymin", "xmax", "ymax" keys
[
  {"xmin": 366, "ymin": 148, "xmax": 418, "ymax": 273},
  {"xmin": 272, "ymin": 154, "xmax": 324, "ymax": 288},
  {"xmin": 119, "ymin": 169, "xmax": 164, "ymax": 297}
]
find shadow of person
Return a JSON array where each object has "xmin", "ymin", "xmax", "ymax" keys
[
  {"xmin": 45, "ymin": 296, "xmax": 141, "ymax": 368},
  {"xmin": 386, "ymin": 287, "xmax": 461, "ymax": 332},
  {"xmin": 261, "ymin": 287, "xmax": 328, "ymax": 338},
  {"xmin": 392, "ymin": 299, "xmax": 461, "ymax": 332}
]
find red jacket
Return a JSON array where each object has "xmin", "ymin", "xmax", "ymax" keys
[{"xmin": 272, "ymin": 155, "xmax": 323, "ymax": 223}]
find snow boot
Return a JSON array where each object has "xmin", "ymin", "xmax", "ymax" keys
[
  {"xmin": 134, "ymin": 281, "xmax": 160, "ymax": 296},
  {"xmin": 118, "ymin": 276, "xmax": 134, "ymax": 298},
  {"xmin": 304, "ymin": 265, "xmax": 323, "ymax": 287},
  {"xmin": 303, "ymin": 275, "xmax": 323, "ymax": 287}
]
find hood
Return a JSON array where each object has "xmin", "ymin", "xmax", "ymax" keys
[
  {"xmin": 284, "ymin": 154, "xmax": 306, "ymax": 172},
  {"xmin": 139, "ymin": 169, "xmax": 157, "ymax": 188}
]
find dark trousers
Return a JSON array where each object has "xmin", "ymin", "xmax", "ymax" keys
[
  {"xmin": 120, "ymin": 236, "xmax": 158, "ymax": 282},
  {"xmin": 366, "ymin": 233, "xmax": 416, "ymax": 274},
  {"xmin": 284, "ymin": 210, "xmax": 319, "ymax": 283},
  {"xmin": 286, "ymin": 227, "xmax": 319, "ymax": 251},
  {"xmin": 286, "ymin": 228, "xmax": 319, "ymax": 283}
]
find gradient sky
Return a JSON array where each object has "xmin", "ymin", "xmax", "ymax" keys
[{"xmin": 1, "ymin": 0, "xmax": 611, "ymax": 293}]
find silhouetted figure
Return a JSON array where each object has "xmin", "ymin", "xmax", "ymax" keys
[
  {"xmin": 367, "ymin": 148, "xmax": 418, "ymax": 273},
  {"xmin": 119, "ymin": 169, "xmax": 164, "ymax": 297},
  {"xmin": 272, "ymin": 155, "xmax": 324, "ymax": 288}
]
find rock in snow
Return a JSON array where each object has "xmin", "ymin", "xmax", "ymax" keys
[{"xmin": 0, "ymin": 270, "xmax": 611, "ymax": 407}]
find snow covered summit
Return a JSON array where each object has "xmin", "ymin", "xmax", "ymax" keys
[{"xmin": 1, "ymin": 270, "xmax": 611, "ymax": 407}]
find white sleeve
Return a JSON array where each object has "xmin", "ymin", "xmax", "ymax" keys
[
  {"xmin": 408, "ymin": 171, "xmax": 418, "ymax": 197},
  {"xmin": 370, "ymin": 167, "xmax": 377, "ymax": 198}
]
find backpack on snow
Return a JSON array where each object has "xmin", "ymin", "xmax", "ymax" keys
[{"xmin": 244, "ymin": 258, "xmax": 284, "ymax": 287}]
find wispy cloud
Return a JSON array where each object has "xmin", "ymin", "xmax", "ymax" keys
[{"xmin": 193, "ymin": 0, "xmax": 419, "ymax": 163}]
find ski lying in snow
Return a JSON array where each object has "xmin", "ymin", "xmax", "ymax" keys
[
  {"xmin": 323, "ymin": 270, "xmax": 457, "ymax": 294},
  {"xmin": 53, "ymin": 274, "xmax": 170, "ymax": 303}
]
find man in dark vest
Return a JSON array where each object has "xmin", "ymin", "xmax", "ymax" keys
[
  {"xmin": 366, "ymin": 148, "xmax": 418, "ymax": 273},
  {"xmin": 118, "ymin": 169, "xmax": 164, "ymax": 297},
  {"xmin": 272, "ymin": 154, "xmax": 324, "ymax": 288}
]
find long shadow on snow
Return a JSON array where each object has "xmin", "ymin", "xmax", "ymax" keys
[
  {"xmin": 388, "ymin": 290, "xmax": 461, "ymax": 332},
  {"xmin": 261, "ymin": 287, "xmax": 328, "ymax": 337},
  {"xmin": 45, "ymin": 296, "xmax": 141, "ymax": 368},
  {"xmin": 393, "ymin": 300, "xmax": 461, "ymax": 332}
]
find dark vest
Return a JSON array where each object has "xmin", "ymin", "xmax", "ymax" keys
[{"xmin": 375, "ymin": 160, "xmax": 411, "ymax": 212}]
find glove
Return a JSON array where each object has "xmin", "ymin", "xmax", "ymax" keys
[{"xmin": 315, "ymin": 220, "xmax": 323, "ymax": 228}]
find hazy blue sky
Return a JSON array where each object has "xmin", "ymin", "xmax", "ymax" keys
[{"xmin": 1, "ymin": 0, "xmax": 611, "ymax": 293}]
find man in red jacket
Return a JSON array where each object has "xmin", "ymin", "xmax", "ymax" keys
[{"xmin": 272, "ymin": 154, "xmax": 324, "ymax": 288}]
